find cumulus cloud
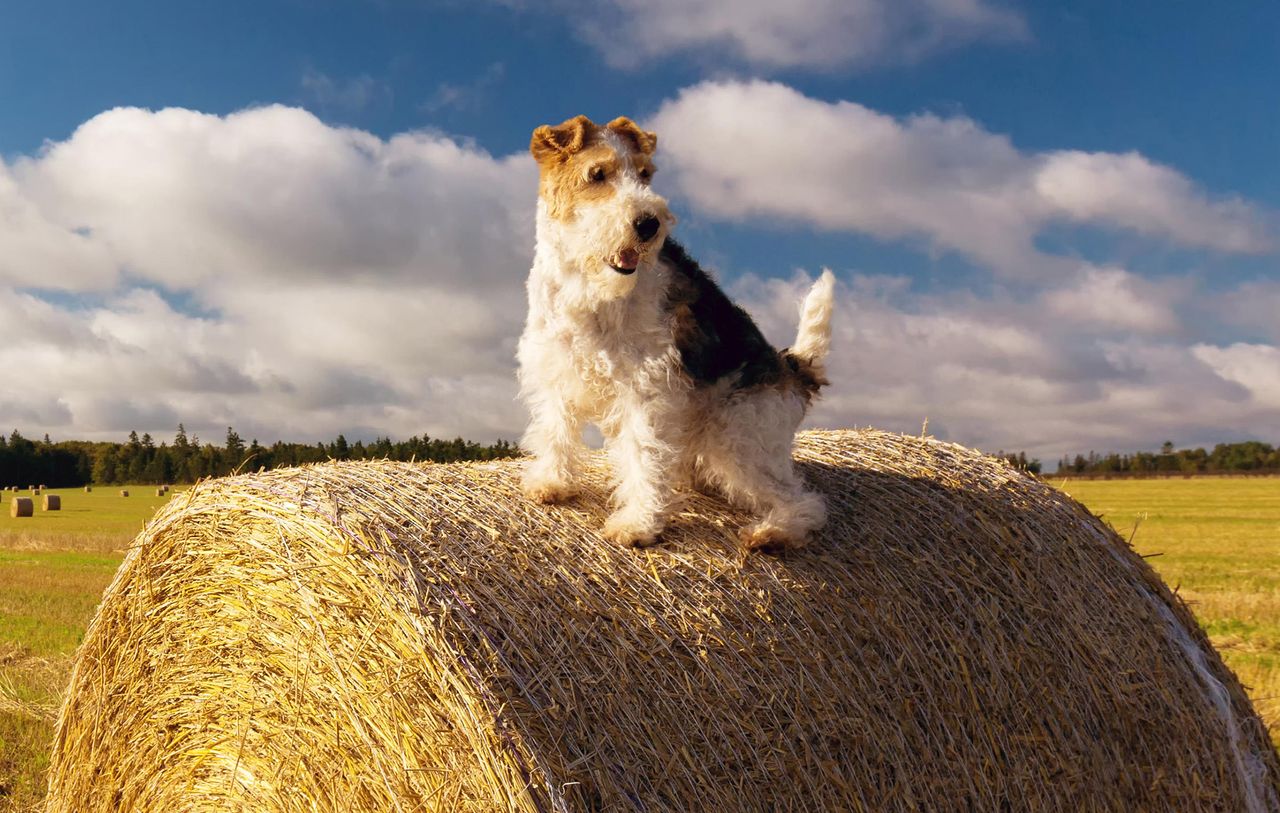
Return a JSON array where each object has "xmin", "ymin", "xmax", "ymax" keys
[
  {"xmin": 734, "ymin": 272, "xmax": 1280, "ymax": 463},
  {"xmin": 1192, "ymin": 343, "xmax": 1280, "ymax": 410},
  {"xmin": 2, "ymin": 92, "xmax": 1276, "ymax": 466},
  {"xmin": 1041, "ymin": 267, "xmax": 1180, "ymax": 334},
  {"xmin": 1, "ymin": 104, "xmax": 535, "ymax": 443},
  {"xmin": 649, "ymin": 80, "xmax": 1273, "ymax": 277},
  {"xmin": 507, "ymin": 0, "xmax": 1027, "ymax": 71},
  {"xmin": 1213, "ymin": 279, "xmax": 1280, "ymax": 343}
]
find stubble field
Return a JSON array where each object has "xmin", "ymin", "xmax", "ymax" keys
[{"xmin": 0, "ymin": 476, "xmax": 1275, "ymax": 810}]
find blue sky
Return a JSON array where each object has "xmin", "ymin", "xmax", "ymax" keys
[{"xmin": 1, "ymin": 0, "xmax": 1277, "ymax": 463}]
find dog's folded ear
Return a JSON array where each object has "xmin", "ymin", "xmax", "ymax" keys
[
  {"xmin": 605, "ymin": 117, "xmax": 657, "ymax": 155},
  {"xmin": 531, "ymin": 115, "xmax": 595, "ymax": 163}
]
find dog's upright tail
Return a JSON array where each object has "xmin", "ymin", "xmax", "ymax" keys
[{"xmin": 784, "ymin": 269, "xmax": 836, "ymax": 397}]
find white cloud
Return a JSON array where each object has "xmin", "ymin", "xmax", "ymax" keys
[
  {"xmin": 1192, "ymin": 343, "xmax": 1280, "ymax": 409},
  {"xmin": 2, "ymin": 93, "xmax": 1276, "ymax": 467},
  {"xmin": 1213, "ymin": 279, "xmax": 1280, "ymax": 343},
  {"xmin": 1041, "ymin": 267, "xmax": 1180, "ymax": 334},
  {"xmin": 734, "ymin": 272, "xmax": 1280, "ymax": 464},
  {"xmin": 648, "ymin": 80, "xmax": 1273, "ymax": 277},
  {"xmin": 519, "ymin": 0, "xmax": 1027, "ymax": 71},
  {"xmin": 1034, "ymin": 151, "xmax": 1268, "ymax": 253},
  {"xmin": 0, "ymin": 104, "xmax": 535, "ymax": 443}
]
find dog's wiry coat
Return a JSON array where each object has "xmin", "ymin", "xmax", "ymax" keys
[{"xmin": 518, "ymin": 114, "xmax": 836, "ymax": 550}]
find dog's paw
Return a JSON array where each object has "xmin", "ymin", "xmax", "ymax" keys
[
  {"xmin": 602, "ymin": 512, "xmax": 662, "ymax": 548},
  {"xmin": 522, "ymin": 476, "xmax": 578, "ymax": 505},
  {"xmin": 739, "ymin": 522, "xmax": 807, "ymax": 554}
]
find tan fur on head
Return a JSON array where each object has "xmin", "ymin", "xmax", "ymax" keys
[
  {"xmin": 529, "ymin": 114, "xmax": 660, "ymax": 223},
  {"xmin": 604, "ymin": 117, "xmax": 657, "ymax": 155},
  {"xmin": 530, "ymin": 115, "xmax": 596, "ymax": 164}
]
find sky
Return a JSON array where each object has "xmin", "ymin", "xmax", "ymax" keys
[{"xmin": 1, "ymin": 0, "xmax": 1277, "ymax": 465}]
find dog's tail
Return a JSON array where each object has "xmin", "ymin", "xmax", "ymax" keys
[{"xmin": 783, "ymin": 269, "xmax": 836, "ymax": 397}]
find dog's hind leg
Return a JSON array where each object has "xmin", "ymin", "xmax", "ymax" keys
[{"xmin": 693, "ymin": 395, "xmax": 826, "ymax": 552}]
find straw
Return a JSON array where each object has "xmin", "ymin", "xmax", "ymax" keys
[{"xmin": 47, "ymin": 429, "xmax": 1280, "ymax": 812}]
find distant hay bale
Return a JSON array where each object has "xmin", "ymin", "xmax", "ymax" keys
[
  {"xmin": 48, "ymin": 430, "xmax": 1280, "ymax": 812},
  {"xmin": 155, "ymin": 488, "xmax": 165, "ymax": 497},
  {"xmin": 119, "ymin": 489, "xmax": 129, "ymax": 497},
  {"xmin": 42, "ymin": 495, "xmax": 61, "ymax": 511},
  {"xmin": 9, "ymin": 497, "xmax": 32, "ymax": 518},
  {"xmin": 84, "ymin": 485, "xmax": 92, "ymax": 492}
]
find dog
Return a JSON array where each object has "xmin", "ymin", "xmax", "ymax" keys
[{"xmin": 517, "ymin": 114, "xmax": 835, "ymax": 551}]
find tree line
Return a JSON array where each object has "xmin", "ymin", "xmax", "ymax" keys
[
  {"xmin": 0, "ymin": 425, "xmax": 519, "ymax": 488},
  {"xmin": 1055, "ymin": 440, "xmax": 1280, "ymax": 477},
  {"xmin": 994, "ymin": 451, "xmax": 1043, "ymax": 475}
]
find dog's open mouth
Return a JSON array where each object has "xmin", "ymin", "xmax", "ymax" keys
[{"xmin": 608, "ymin": 248, "xmax": 640, "ymax": 275}]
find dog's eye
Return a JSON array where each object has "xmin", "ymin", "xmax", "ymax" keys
[{"xmin": 588, "ymin": 166, "xmax": 606, "ymax": 183}]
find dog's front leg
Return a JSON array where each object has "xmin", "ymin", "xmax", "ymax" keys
[
  {"xmin": 520, "ymin": 385, "xmax": 585, "ymax": 504},
  {"xmin": 601, "ymin": 391, "xmax": 678, "ymax": 547}
]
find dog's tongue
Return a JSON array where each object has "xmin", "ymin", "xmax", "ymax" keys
[{"xmin": 616, "ymin": 248, "xmax": 640, "ymax": 269}]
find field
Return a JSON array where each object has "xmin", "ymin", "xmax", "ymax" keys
[
  {"xmin": 0, "ymin": 477, "xmax": 1276, "ymax": 809},
  {"xmin": 0, "ymin": 487, "xmax": 176, "ymax": 809}
]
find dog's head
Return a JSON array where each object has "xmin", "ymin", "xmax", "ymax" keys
[{"xmin": 531, "ymin": 115, "xmax": 675, "ymax": 296}]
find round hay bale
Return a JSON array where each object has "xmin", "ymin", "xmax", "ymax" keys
[
  {"xmin": 9, "ymin": 497, "xmax": 32, "ymax": 518},
  {"xmin": 42, "ymin": 494, "xmax": 61, "ymax": 511},
  {"xmin": 119, "ymin": 489, "xmax": 129, "ymax": 497},
  {"xmin": 48, "ymin": 430, "xmax": 1280, "ymax": 812},
  {"xmin": 155, "ymin": 488, "xmax": 165, "ymax": 497},
  {"xmin": 84, "ymin": 485, "xmax": 93, "ymax": 493}
]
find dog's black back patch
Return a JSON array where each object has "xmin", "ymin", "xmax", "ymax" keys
[{"xmin": 662, "ymin": 239, "xmax": 789, "ymax": 390}]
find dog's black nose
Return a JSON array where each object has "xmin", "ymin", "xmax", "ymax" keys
[{"xmin": 633, "ymin": 215, "xmax": 661, "ymax": 242}]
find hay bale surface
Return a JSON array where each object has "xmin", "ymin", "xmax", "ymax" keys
[
  {"xmin": 42, "ymin": 494, "xmax": 61, "ymax": 511},
  {"xmin": 9, "ymin": 497, "xmax": 32, "ymax": 518},
  {"xmin": 49, "ymin": 430, "xmax": 1280, "ymax": 812}
]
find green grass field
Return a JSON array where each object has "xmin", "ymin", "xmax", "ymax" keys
[
  {"xmin": 0, "ymin": 477, "xmax": 1275, "ymax": 809},
  {"xmin": 0, "ymin": 486, "xmax": 171, "ymax": 809}
]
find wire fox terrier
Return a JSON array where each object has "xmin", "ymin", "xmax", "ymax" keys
[{"xmin": 517, "ymin": 114, "xmax": 836, "ymax": 551}]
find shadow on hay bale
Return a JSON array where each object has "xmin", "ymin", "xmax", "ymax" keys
[{"xmin": 48, "ymin": 430, "xmax": 1280, "ymax": 812}]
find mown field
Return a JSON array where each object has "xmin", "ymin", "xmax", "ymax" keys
[
  {"xmin": 0, "ymin": 477, "xmax": 1276, "ymax": 809},
  {"xmin": 0, "ymin": 486, "xmax": 176, "ymax": 810}
]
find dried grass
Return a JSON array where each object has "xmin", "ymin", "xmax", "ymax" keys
[
  {"xmin": 10, "ymin": 497, "xmax": 32, "ymax": 518},
  {"xmin": 47, "ymin": 429, "xmax": 1280, "ymax": 812}
]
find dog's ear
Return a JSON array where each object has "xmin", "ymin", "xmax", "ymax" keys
[
  {"xmin": 605, "ymin": 117, "xmax": 657, "ymax": 155},
  {"xmin": 531, "ymin": 115, "xmax": 595, "ymax": 163}
]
